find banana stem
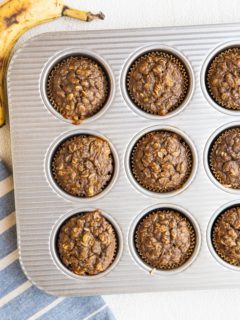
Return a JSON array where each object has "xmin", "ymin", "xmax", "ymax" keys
[{"xmin": 62, "ymin": 6, "xmax": 105, "ymax": 22}]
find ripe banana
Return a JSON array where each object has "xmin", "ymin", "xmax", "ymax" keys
[{"xmin": 0, "ymin": 0, "xmax": 104, "ymax": 127}]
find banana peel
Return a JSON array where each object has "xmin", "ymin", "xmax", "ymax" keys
[{"xmin": 0, "ymin": 0, "xmax": 105, "ymax": 127}]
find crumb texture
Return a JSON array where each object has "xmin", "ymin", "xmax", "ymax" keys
[
  {"xmin": 135, "ymin": 210, "xmax": 195, "ymax": 269},
  {"xmin": 58, "ymin": 210, "xmax": 117, "ymax": 276},
  {"xmin": 52, "ymin": 135, "xmax": 113, "ymax": 197},
  {"xmin": 131, "ymin": 131, "xmax": 192, "ymax": 192}
]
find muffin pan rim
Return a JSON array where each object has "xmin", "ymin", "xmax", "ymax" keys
[
  {"xmin": 124, "ymin": 124, "xmax": 198, "ymax": 198},
  {"xmin": 40, "ymin": 47, "xmax": 115, "ymax": 125},
  {"xmin": 8, "ymin": 25, "xmax": 240, "ymax": 295},
  {"xmin": 128, "ymin": 203, "xmax": 201, "ymax": 275},
  {"xmin": 120, "ymin": 43, "xmax": 195, "ymax": 120},
  {"xmin": 200, "ymin": 40, "xmax": 240, "ymax": 116},
  {"xmin": 50, "ymin": 207, "xmax": 124, "ymax": 280},
  {"xmin": 206, "ymin": 200, "xmax": 240, "ymax": 272},
  {"xmin": 203, "ymin": 121, "xmax": 240, "ymax": 195},
  {"xmin": 45, "ymin": 128, "xmax": 120, "ymax": 202}
]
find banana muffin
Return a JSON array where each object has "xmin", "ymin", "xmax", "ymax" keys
[
  {"xmin": 127, "ymin": 51, "xmax": 189, "ymax": 116},
  {"xmin": 47, "ymin": 56, "xmax": 109, "ymax": 124},
  {"xmin": 131, "ymin": 130, "xmax": 193, "ymax": 193},
  {"xmin": 135, "ymin": 209, "xmax": 196, "ymax": 270},
  {"xmin": 212, "ymin": 206, "xmax": 240, "ymax": 266},
  {"xmin": 57, "ymin": 210, "xmax": 117, "ymax": 276},
  {"xmin": 51, "ymin": 135, "xmax": 113, "ymax": 197},
  {"xmin": 209, "ymin": 128, "xmax": 240, "ymax": 189},
  {"xmin": 207, "ymin": 48, "xmax": 240, "ymax": 110}
]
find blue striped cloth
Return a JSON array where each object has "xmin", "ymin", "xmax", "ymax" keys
[{"xmin": 0, "ymin": 160, "xmax": 115, "ymax": 320}]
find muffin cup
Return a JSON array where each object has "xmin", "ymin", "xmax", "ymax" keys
[
  {"xmin": 207, "ymin": 201, "xmax": 240, "ymax": 272},
  {"xmin": 204, "ymin": 122, "xmax": 240, "ymax": 195},
  {"xmin": 45, "ymin": 129, "xmax": 119, "ymax": 203},
  {"xmin": 201, "ymin": 41, "xmax": 240, "ymax": 116},
  {"xmin": 40, "ymin": 48, "xmax": 115, "ymax": 125},
  {"xmin": 209, "ymin": 127, "xmax": 240, "ymax": 189},
  {"xmin": 57, "ymin": 210, "xmax": 118, "ymax": 276},
  {"xmin": 211, "ymin": 213, "xmax": 240, "ymax": 267},
  {"xmin": 134, "ymin": 209, "xmax": 196, "ymax": 271},
  {"xmin": 128, "ymin": 204, "xmax": 201, "ymax": 275},
  {"xmin": 51, "ymin": 134, "xmax": 114, "ymax": 198},
  {"xmin": 206, "ymin": 48, "xmax": 240, "ymax": 110},
  {"xmin": 130, "ymin": 130, "xmax": 193, "ymax": 193},
  {"xmin": 126, "ymin": 50, "xmax": 190, "ymax": 116},
  {"xmin": 125, "ymin": 125, "xmax": 198, "ymax": 199},
  {"xmin": 47, "ymin": 56, "xmax": 110, "ymax": 125},
  {"xmin": 50, "ymin": 208, "xmax": 123, "ymax": 280}
]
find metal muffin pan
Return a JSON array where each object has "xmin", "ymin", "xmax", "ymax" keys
[{"xmin": 7, "ymin": 23, "xmax": 240, "ymax": 296}]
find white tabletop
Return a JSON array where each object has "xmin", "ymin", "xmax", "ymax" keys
[{"xmin": 2, "ymin": 0, "xmax": 240, "ymax": 319}]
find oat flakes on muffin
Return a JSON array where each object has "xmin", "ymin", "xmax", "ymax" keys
[
  {"xmin": 209, "ymin": 128, "xmax": 240, "ymax": 189},
  {"xmin": 48, "ymin": 56, "xmax": 109, "ymax": 124},
  {"xmin": 131, "ymin": 130, "xmax": 192, "ymax": 192},
  {"xmin": 57, "ymin": 210, "xmax": 117, "ymax": 275},
  {"xmin": 207, "ymin": 48, "xmax": 240, "ymax": 110},
  {"xmin": 127, "ymin": 51, "xmax": 189, "ymax": 115},
  {"xmin": 135, "ymin": 209, "xmax": 196, "ymax": 270},
  {"xmin": 212, "ymin": 206, "xmax": 240, "ymax": 266},
  {"xmin": 52, "ymin": 135, "xmax": 113, "ymax": 197}
]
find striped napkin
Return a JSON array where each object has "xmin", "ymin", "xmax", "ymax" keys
[{"xmin": 0, "ymin": 160, "xmax": 115, "ymax": 320}]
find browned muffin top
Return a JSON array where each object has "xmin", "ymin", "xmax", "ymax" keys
[
  {"xmin": 52, "ymin": 135, "xmax": 113, "ymax": 197},
  {"xmin": 212, "ymin": 207, "xmax": 240, "ymax": 266},
  {"xmin": 208, "ymin": 48, "xmax": 240, "ymax": 110},
  {"xmin": 127, "ymin": 52, "xmax": 188, "ymax": 115},
  {"xmin": 48, "ymin": 56, "xmax": 109, "ymax": 124},
  {"xmin": 135, "ymin": 210, "xmax": 195, "ymax": 270},
  {"xmin": 210, "ymin": 128, "xmax": 240, "ymax": 189},
  {"xmin": 131, "ymin": 131, "xmax": 192, "ymax": 192},
  {"xmin": 57, "ymin": 210, "xmax": 117, "ymax": 276}
]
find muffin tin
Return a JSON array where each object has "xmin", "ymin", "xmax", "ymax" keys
[{"xmin": 7, "ymin": 24, "xmax": 240, "ymax": 296}]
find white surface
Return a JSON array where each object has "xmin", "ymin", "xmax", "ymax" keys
[{"xmin": 2, "ymin": 0, "xmax": 240, "ymax": 319}]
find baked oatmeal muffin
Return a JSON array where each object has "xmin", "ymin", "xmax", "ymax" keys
[
  {"xmin": 47, "ymin": 56, "xmax": 109, "ymax": 124},
  {"xmin": 127, "ymin": 51, "xmax": 189, "ymax": 115},
  {"xmin": 52, "ymin": 135, "xmax": 113, "ymax": 197},
  {"xmin": 135, "ymin": 209, "xmax": 196, "ymax": 270},
  {"xmin": 57, "ymin": 210, "xmax": 117, "ymax": 275},
  {"xmin": 207, "ymin": 48, "xmax": 240, "ymax": 110},
  {"xmin": 209, "ymin": 127, "xmax": 240, "ymax": 189},
  {"xmin": 131, "ymin": 130, "xmax": 193, "ymax": 192},
  {"xmin": 212, "ymin": 206, "xmax": 240, "ymax": 266}
]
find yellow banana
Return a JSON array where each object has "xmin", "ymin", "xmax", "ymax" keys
[{"xmin": 0, "ymin": 0, "xmax": 104, "ymax": 127}]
